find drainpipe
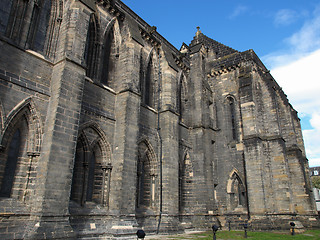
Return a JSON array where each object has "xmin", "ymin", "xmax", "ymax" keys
[
  {"xmin": 156, "ymin": 47, "xmax": 163, "ymax": 234},
  {"xmin": 242, "ymin": 152, "xmax": 251, "ymax": 220},
  {"xmin": 238, "ymin": 98, "xmax": 251, "ymax": 220}
]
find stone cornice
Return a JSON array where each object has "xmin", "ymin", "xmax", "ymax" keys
[
  {"xmin": 140, "ymin": 27, "xmax": 161, "ymax": 49},
  {"xmin": 96, "ymin": 0, "xmax": 125, "ymax": 21},
  {"xmin": 173, "ymin": 54, "xmax": 190, "ymax": 72}
]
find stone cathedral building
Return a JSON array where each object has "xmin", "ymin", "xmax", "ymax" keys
[{"xmin": 0, "ymin": 0, "xmax": 318, "ymax": 239}]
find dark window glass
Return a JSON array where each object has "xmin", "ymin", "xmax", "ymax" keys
[
  {"xmin": 0, "ymin": 129, "xmax": 21, "ymax": 197},
  {"xmin": 86, "ymin": 152, "xmax": 95, "ymax": 201},
  {"xmin": 101, "ymin": 30, "xmax": 113, "ymax": 85}
]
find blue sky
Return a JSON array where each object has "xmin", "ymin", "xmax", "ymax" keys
[{"xmin": 124, "ymin": 0, "xmax": 320, "ymax": 167}]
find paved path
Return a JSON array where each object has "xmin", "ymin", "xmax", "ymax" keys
[{"xmin": 145, "ymin": 231, "xmax": 206, "ymax": 239}]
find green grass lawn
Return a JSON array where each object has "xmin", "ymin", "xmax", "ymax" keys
[{"xmin": 163, "ymin": 230, "xmax": 320, "ymax": 240}]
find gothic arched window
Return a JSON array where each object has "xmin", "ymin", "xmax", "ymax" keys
[
  {"xmin": 178, "ymin": 152, "xmax": 193, "ymax": 214},
  {"xmin": 136, "ymin": 154, "xmax": 152, "ymax": 208},
  {"xmin": 70, "ymin": 126, "xmax": 112, "ymax": 207},
  {"xmin": 143, "ymin": 57, "xmax": 155, "ymax": 108},
  {"xmin": 136, "ymin": 156, "xmax": 146, "ymax": 208},
  {"xmin": 178, "ymin": 74, "xmax": 188, "ymax": 123},
  {"xmin": 84, "ymin": 14, "xmax": 98, "ymax": 79},
  {"xmin": 27, "ymin": 0, "xmax": 52, "ymax": 54},
  {"xmin": 70, "ymin": 138, "xmax": 86, "ymax": 204},
  {"xmin": 0, "ymin": 0, "xmax": 14, "ymax": 35},
  {"xmin": 5, "ymin": 0, "xmax": 28, "ymax": 44},
  {"xmin": 0, "ymin": 99, "xmax": 42, "ymax": 201},
  {"xmin": 0, "ymin": 129, "xmax": 21, "ymax": 197},
  {"xmin": 44, "ymin": 0, "xmax": 63, "ymax": 58},
  {"xmin": 1, "ymin": 0, "xmax": 62, "ymax": 57},
  {"xmin": 100, "ymin": 24, "xmax": 119, "ymax": 88},
  {"xmin": 86, "ymin": 151, "xmax": 96, "ymax": 201},
  {"xmin": 136, "ymin": 141, "xmax": 157, "ymax": 210},
  {"xmin": 178, "ymin": 155, "xmax": 186, "ymax": 213},
  {"xmin": 0, "ymin": 117, "xmax": 30, "ymax": 200},
  {"xmin": 227, "ymin": 97, "xmax": 237, "ymax": 140},
  {"xmin": 227, "ymin": 171, "xmax": 246, "ymax": 210},
  {"xmin": 71, "ymin": 141, "xmax": 111, "ymax": 206}
]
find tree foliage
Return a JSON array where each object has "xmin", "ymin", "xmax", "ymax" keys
[{"xmin": 311, "ymin": 176, "xmax": 320, "ymax": 189}]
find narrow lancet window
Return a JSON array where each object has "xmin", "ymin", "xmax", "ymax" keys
[
  {"xmin": 27, "ymin": 0, "xmax": 52, "ymax": 53},
  {"xmin": 228, "ymin": 97, "xmax": 237, "ymax": 140},
  {"xmin": 136, "ymin": 141, "xmax": 156, "ymax": 210},
  {"xmin": 0, "ymin": 0, "xmax": 14, "ymax": 34},
  {"xmin": 0, "ymin": 129, "xmax": 21, "ymax": 197},
  {"xmin": 84, "ymin": 14, "xmax": 97, "ymax": 79},
  {"xmin": 144, "ymin": 58, "xmax": 154, "ymax": 107},
  {"xmin": 6, "ymin": 0, "xmax": 28, "ymax": 43},
  {"xmin": 178, "ymin": 75, "xmax": 187, "ymax": 123},
  {"xmin": 101, "ymin": 27, "xmax": 117, "ymax": 87},
  {"xmin": 86, "ymin": 152, "xmax": 95, "ymax": 201},
  {"xmin": 136, "ymin": 158, "xmax": 145, "ymax": 208}
]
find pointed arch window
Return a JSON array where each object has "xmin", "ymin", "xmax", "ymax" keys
[
  {"xmin": 227, "ymin": 171, "xmax": 246, "ymax": 210},
  {"xmin": 136, "ymin": 154, "xmax": 153, "ymax": 208},
  {"xmin": 0, "ymin": 129, "xmax": 21, "ymax": 197},
  {"xmin": 136, "ymin": 156, "xmax": 146, "ymax": 208},
  {"xmin": 136, "ymin": 141, "xmax": 157, "ymax": 210},
  {"xmin": 0, "ymin": 99, "xmax": 42, "ymax": 201},
  {"xmin": 0, "ymin": 0, "xmax": 14, "ymax": 35},
  {"xmin": 100, "ymin": 25, "xmax": 119, "ymax": 88},
  {"xmin": 178, "ymin": 74, "xmax": 188, "ymax": 123},
  {"xmin": 143, "ymin": 57, "xmax": 155, "ymax": 108},
  {"xmin": 202, "ymin": 55, "xmax": 206, "ymax": 75},
  {"xmin": 5, "ymin": 0, "xmax": 28, "ymax": 43},
  {"xmin": 227, "ymin": 97, "xmax": 237, "ymax": 140},
  {"xmin": 209, "ymin": 101, "xmax": 218, "ymax": 129},
  {"xmin": 86, "ymin": 151, "xmax": 95, "ymax": 201},
  {"xmin": 178, "ymin": 153, "xmax": 193, "ymax": 214},
  {"xmin": 70, "ymin": 127, "xmax": 112, "ymax": 207},
  {"xmin": 70, "ymin": 138, "xmax": 86, "ymax": 204},
  {"xmin": 44, "ymin": 0, "xmax": 63, "ymax": 58},
  {"xmin": 1, "ymin": 0, "xmax": 62, "ymax": 57},
  {"xmin": 84, "ymin": 14, "xmax": 98, "ymax": 79},
  {"xmin": 27, "ymin": 0, "xmax": 52, "ymax": 54},
  {"xmin": 0, "ymin": 118, "xmax": 31, "ymax": 200},
  {"xmin": 26, "ymin": 0, "xmax": 41, "ymax": 50},
  {"xmin": 71, "ymin": 141, "xmax": 111, "ymax": 206},
  {"xmin": 178, "ymin": 157, "xmax": 185, "ymax": 213},
  {"xmin": 101, "ymin": 30, "xmax": 113, "ymax": 85}
]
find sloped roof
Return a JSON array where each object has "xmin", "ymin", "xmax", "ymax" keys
[
  {"xmin": 189, "ymin": 32, "xmax": 238, "ymax": 58},
  {"xmin": 208, "ymin": 49, "xmax": 268, "ymax": 72}
]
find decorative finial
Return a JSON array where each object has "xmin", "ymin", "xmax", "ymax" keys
[
  {"xmin": 196, "ymin": 26, "xmax": 201, "ymax": 37},
  {"xmin": 149, "ymin": 26, "xmax": 157, "ymax": 35}
]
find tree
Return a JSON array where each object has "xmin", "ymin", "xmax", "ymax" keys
[{"xmin": 311, "ymin": 176, "xmax": 320, "ymax": 189}]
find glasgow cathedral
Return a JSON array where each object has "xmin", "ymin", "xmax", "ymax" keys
[{"xmin": 0, "ymin": 0, "xmax": 318, "ymax": 239}]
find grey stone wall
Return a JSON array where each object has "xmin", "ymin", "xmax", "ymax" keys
[{"xmin": 0, "ymin": 0, "xmax": 318, "ymax": 239}]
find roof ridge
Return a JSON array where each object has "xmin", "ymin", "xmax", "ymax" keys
[
  {"xmin": 202, "ymin": 33, "xmax": 238, "ymax": 52},
  {"xmin": 189, "ymin": 32, "xmax": 238, "ymax": 58}
]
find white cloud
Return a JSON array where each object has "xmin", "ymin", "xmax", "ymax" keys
[
  {"xmin": 271, "ymin": 49, "xmax": 320, "ymax": 106},
  {"xmin": 303, "ymin": 127, "xmax": 320, "ymax": 167},
  {"xmin": 274, "ymin": 9, "xmax": 297, "ymax": 26},
  {"xmin": 310, "ymin": 113, "xmax": 320, "ymax": 130},
  {"xmin": 270, "ymin": 50, "xmax": 320, "ymax": 167},
  {"xmin": 267, "ymin": 5, "xmax": 320, "ymax": 167},
  {"xmin": 308, "ymin": 158, "xmax": 320, "ymax": 168},
  {"xmin": 229, "ymin": 5, "xmax": 248, "ymax": 19},
  {"xmin": 288, "ymin": 15, "xmax": 320, "ymax": 53},
  {"xmin": 258, "ymin": 5, "xmax": 320, "ymax": 166},
  {"xmin": 263, "ymin": 5, "xmax": 320, "ymax": 69}
]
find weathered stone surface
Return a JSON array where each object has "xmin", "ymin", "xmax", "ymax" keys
[{"xmin": 0, "ymin": 0, "xmax": 318, "ymax": 239}]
